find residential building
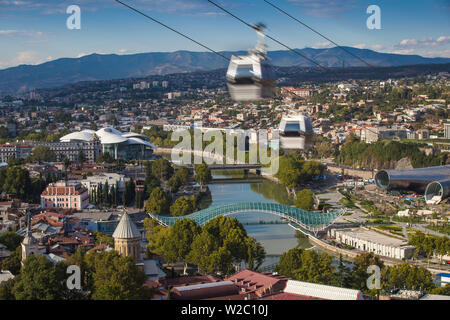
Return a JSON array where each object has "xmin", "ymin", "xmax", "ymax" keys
[
  {"xmin": 41, "ymin": 180, "xmax": 89, "ymax": 210},
  {"xmin": 34, "ymin": 140, "xmax": 101, "ymax": 163}
]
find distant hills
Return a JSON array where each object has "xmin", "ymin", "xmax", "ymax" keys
[{"xmin": 1, "ymin": 46, "xmax": 449, "ymax": 94}]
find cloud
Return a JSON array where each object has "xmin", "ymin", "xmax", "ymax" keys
[
  {"xmin": 396, "ymin": 36, "xmax": 450, "ymax": 49},
  {"xmin": 311, "ymin": 41, "xmax": 332, "ymax": 49},
  {"xmin": 0, "ymin": 29, "xmax": 43, "ymax": 37},
  {"xmin": 288, "ymin": 0, "xmax": 358, "ymax": 18},
  {"xmin": 353, "ymin": 43, "xmax": 367, "ymax": 49},
  {"xmin": 0, "ymin": 50, "xmax": 54, "ymax": 68}
]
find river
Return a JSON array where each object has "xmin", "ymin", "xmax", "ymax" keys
[{"xmin": 209, "ymin": 171, "xmax": 314, "ymax": 268}]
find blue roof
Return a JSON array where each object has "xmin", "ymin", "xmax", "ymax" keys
[{"xmin": 436, "ymin": 273, "xmax": 450, "ymax": 277}]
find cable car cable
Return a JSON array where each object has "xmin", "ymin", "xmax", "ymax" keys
[
  {"xmin": 207, "ymin": 0, "xmax": 342, "ymax": 80},
  {"xmin": 115, "ymin": 0, "xmax": 230, "ymax": 62},
  {"xmin": 262, "ymin": 0, "xmax": 375, "ymax": 68}
]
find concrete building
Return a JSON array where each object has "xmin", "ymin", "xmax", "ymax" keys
[
  {"xmin": 0, "ymin": 144, "xmax": 33, "ymax": 163},
  {"xmin": 34, "ymin": 140, "xmax": 101, "ymax": 163},
  {"xmin": 81, "ymin": 173, "xmax": 129, "ymax": 194},
  {"xmin": 41, "ymin": 180, "xmax": 89, "ymax": 210},
  {"xmin": 60, "ymin": 127, "xmax": 155, "ymax": 160},
  {"xmin": 330, "ymin": 227, "xmax": 415, "ymax": 260}
]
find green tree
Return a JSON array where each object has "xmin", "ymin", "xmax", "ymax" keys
[
  {"xmin": 275, "ymin": 248, "xmax": 304, "ymax": 278},
  {"xmin": 86, "ymin": 251, "xmax": 151, "ymax": 300},
  {"xmin": 1, "ymin": 246, "xmax": 22, "ymax": 275},
  {"xmin": 2, "ymin": 166, "xmax": 32, "ymax": 201},
  {"xmin": 94, "ymin": 232, "xmax": 114, "ymax": 247},
  {"xmin": 162, "ymin": 219, "xmax": 201, "ymax": 275},
  {"xmin": 194, "ymin": 163, "xmax": 212, "ymax": 186},
  {"xmin": 431, "ymin": 284, "xmax": 450, "ymax": 296},
  {"xmin": 295, "ymin": 189, "xmax": 315, "ymax": 210},
  {"xmin": 145, "ymin": 187, "xmax": 170, "ymax": 215},
  {"xmin": 31, "ymin": 145, "xmax": 56, "ymax": 162},
  {"xmin": 351, "ymin": 253, "xmax": 385, "ymax": 292},
  {"xmin": 170, "ymin": 196, "xmax": 196, "ymax": 217},
  {"xmin": 12, "ymin": 255, "xmax": 67, "ymax": 300},
  {"xmin": 384, "ymin": 263, "xmax": 435, "ymax": 291},
  {"xmin": 151, "ymin": 158, "xmax": 173, "ymax": 181},
  {"xmin": 0, "ymin": 231, "xmax": 23, "ymax": 251}
]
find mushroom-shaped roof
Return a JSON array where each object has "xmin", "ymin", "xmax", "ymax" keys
[
  {"xmin": 60, "ymin": 129, "xmax": 95, "ymax": 142},
  {"xmin": 122, "ymin": 132, "xmax": 150, "ymax": 142},
  {"xmin": 126, "ymin": 137, "xmax": 156, "ymax": 148},
  {"xmin": 112, "ymin": 213, "xmax": 141, "ymax": 239},
  {"xmin": 95, "ymin": 127, "xmax": 128, "ymax": 144}
]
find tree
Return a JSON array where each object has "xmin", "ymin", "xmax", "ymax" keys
[
  {"xmin": 332, "ymin": 254, "xmax": 352, "ymax": 288},
  {"xmin": 275, "ymin": 248, "xmax": 303, "ymax": 278},
  {"xmin": 31, "ymin": 145, "xmax": 56, "ymax": 162},
  {"xmin": 122, "ymin": 178, "xmax": 136, "ymax": 207},
  {"xmin": 143, "ymin": 218, "xmax": 171, "ymax": 255},
  {"xmin": 85, "ymin": 251, "xmax": 151, "ymax": 300},
  {"xmin": 0, "ymin": 246, "xmax": 22, "ymax": 275},
  {"xmin": 145, "ymin": 187, "xmax": 170, "ymax": 215},
  {"xmin": 12, "ymin": 255, "xmax": 68, "ymax": 300},
  {"xmin": 78, "ymin": 150, "xmax": 86, "ymax": 164},
  {"xmin": 431, "ymin": 284, "xmax": 450, "ymax": 296},
  {"xmin": 151, "ymin": 158, "xmax": 173, "ymax": 181},
  {"xmin": 96, "ymin": 152, "xmax": 114, "ymax": 163},
  {"xmin": 0, "ymin": 278, "xmax": 15, "ymax": 300},
  {"xmin": 94, "ymin": 232, "xmax": 113, "ymax": 247},
  {"xmin": 295, "ymin": 189, "xmax": 315, "ymax": 210},
  {"xmin": 245, "ymin": 237, "xmax": 266, "ymax": 271},
  {"xmin": 187, "ymin": 216, "xmax": 263, "ymax": 275},
  {"xmin": 170, "ymin": 196, "xmax": 195, "ymax": 217},
  {"xmin": 351, "ymin": 253, "xmax": 385, "ymax": 292},
  {"xmin": 2, "ymin": 166, "xmax": 32, "ymax": 201},
  {"xmin": 163, "ymin": 219, "xmax": 201, "ymax": 274},
  {"xmin": 384, "ymin": 263, "xmax": 435, "ymax": 291},
  {"xmin": 294, "ymin": 250, "xmax": 334, "ymax": 285},
  {"xmin": 194, "ymin": 164, "xmax": 212, "ymax": 186},
  {"xmin": 0, "ymin": 231, "xmax": 23, "ymax": 251}
]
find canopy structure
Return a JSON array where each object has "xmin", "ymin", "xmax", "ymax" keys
[
  {"xmin": 149, "ymin": 202, "xmax": 343, "ymax": 234},
  {"xmin": 375, "ymin": 165, "xmax": 450, "ymax": 204}
]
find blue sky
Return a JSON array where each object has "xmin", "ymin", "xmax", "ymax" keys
[{"xmin": 0, "ymin": 0, "xmax": 449, "ymax": 69}]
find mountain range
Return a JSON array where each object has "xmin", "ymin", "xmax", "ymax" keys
[{"xmin": 1, "ymin": 46, "xmax": 449, "ymax": 94}]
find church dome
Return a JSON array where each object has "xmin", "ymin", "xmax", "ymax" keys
[{"xmin": 112, "ymin": 213, "xmax": 141, "ymax": 239}]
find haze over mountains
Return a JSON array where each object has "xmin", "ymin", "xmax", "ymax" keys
[{"xmin": 1, "ymin": 46, "xmax": 449, "ymax": 94}]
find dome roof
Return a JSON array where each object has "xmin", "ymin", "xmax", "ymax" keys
[
  {"xmin": 60, "ymin": 127, "xmax": 154, "ymax": 148},
  {"xmin": 112, "ymin": 213, "xmax": 141, "ymax": 239},
  {"xmin": 60, "ymin": 129, "xmax": 95, "ymax": 142}
]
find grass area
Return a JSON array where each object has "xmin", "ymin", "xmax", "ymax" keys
[{"xmin": 369, "ymin": 226, "xmax": 405, "ymax": 240}]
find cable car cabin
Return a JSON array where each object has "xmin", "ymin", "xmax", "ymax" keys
[
  {"xmin": 226, "ymin": 54, "xmax": 275, "ymax": 101},
  {"xmin": 226, "ymin": 23, "xmax": 275, "ymax": 102},
  {"xmin": 279, "ymin": 115, "xmax": 313, "ymax": 150}
]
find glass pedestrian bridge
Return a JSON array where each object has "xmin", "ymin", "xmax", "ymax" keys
[{"xmin": 149, "ymin": 202, "xmax": 344, "ymax": 234}]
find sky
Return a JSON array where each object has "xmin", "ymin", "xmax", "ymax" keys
[{"xmin": 0, "ymin": 0, "xmax": 449, "ymax": 69}]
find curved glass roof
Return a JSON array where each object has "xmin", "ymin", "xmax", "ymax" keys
[{"xmin": 149, "ymin": 202, "xmax": 343, "ymax": 231}]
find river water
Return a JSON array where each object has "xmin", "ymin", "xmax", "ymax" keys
[{"xmin": 209, "ymin": 172, "xmax": 314, "ymax": 268}]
